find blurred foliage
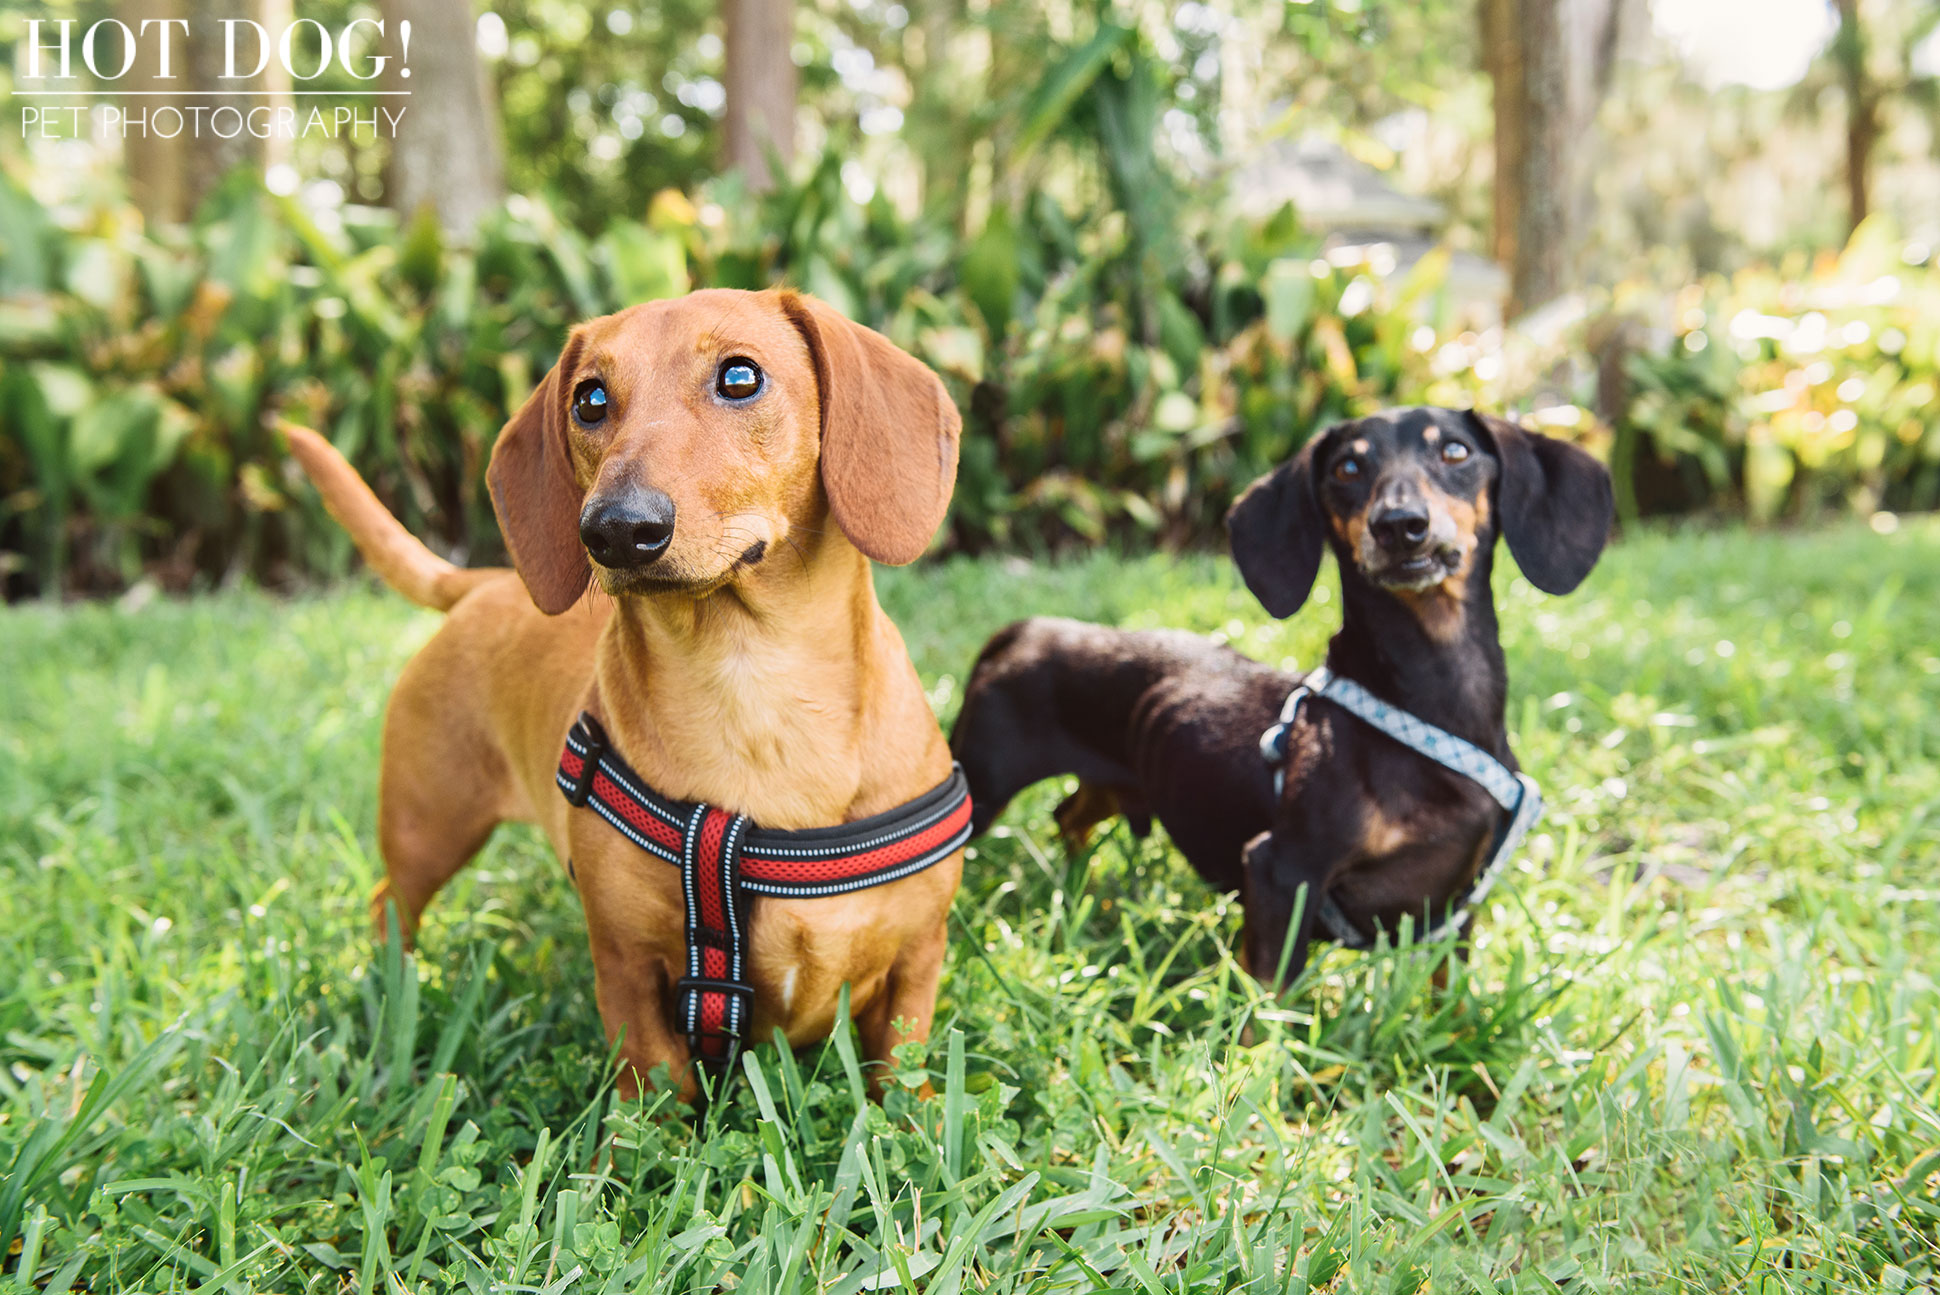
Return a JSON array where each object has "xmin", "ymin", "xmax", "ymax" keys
[
  {"xmin": 1586, "ymin": 0, "xmax": 1940, "ymax": 291},
  {"xmin": 486, "ymin": 0, "xmax": 724, "ymax": 214},
  {"xmin": 1619, "ymin": 215, "xmax": 1940, "ymax": 523},
  {"xmin": 0, "ymin": 142, "xmax": 1468, "ymax": 596},
  {"xmin": 1, "ymin": 169, "xmax": 602, "ymax": 596},
  {"xmin": 6, "ymin": 0, "xmax": 1940, "ymax": 598},
  {"xmin": 7, "ymin": 154, "xmax": 1940, "ymax": 598},
  {"xmin": 0, "ymin": 1, "xmax": 1496, "ymax": 598}
]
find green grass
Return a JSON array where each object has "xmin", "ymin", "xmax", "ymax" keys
[{"xmin": 3, "ymin": 519, "xmax": 1938, "ymax": 1292}]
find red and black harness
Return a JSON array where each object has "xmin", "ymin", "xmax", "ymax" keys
[{"xmin": 556, "ymin": 712, "xmax": 973, "ymax": 1063}]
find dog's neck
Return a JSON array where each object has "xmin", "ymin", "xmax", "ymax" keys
[
  {"xmin": 1322, "ymin": 544, "xmax": 1510, "ymax": 759},
  {"xmin": 591, "ymin": 525, "xmax": 930, "ymax": 827}
]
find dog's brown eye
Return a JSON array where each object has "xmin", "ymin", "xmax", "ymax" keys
[
  {"xmin": 572, "ymin": 380, "xmax": 608, "ymax": 428},
  {"xmin": 1442, "ymin": 441, "xmax": 1471, "ymax": 464},
  {"xmin": 1333, "ymin": 458, "xmax": 1361, "ymax": 482},
  {"xmin": 717, "ymin": 358, "xmax": 763, "ymax": 400}
]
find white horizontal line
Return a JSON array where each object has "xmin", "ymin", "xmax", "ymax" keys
[{"xmin": 12, "ymin": 90, "xmax": 410, "ymax": 96}]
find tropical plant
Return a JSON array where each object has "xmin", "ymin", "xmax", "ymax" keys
[
  {"xmin": 1617, "ymin": 216, "xmax": 1940, "ymax": 522},
  {"xmin": 0, "ymin": 168, "xmax": 686, "ymax": 596},
  {"xmin": 0, "ymin": 150, "xmax": 1472, "ymax": 597},
  {"xmin": 8, "ymin": 158, "xmax": 1937, "ymax": 600}
]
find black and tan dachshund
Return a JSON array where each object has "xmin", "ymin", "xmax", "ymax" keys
[{"xmin": 950, "ymin": 407, "xmax": 1613, "ymax": 985}]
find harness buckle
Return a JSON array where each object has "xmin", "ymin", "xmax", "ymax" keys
[
  {"xmin": 1259, "ymin": 684, "xmax": 1312, "ymax": 799},
  {"xmin": 565, "ymin": 718, "xmax": 607, "ymax": 807},
  {"xmin": 675, "ymin": 977, "xmax": 753, "ymax": 1062},
  {"xmin": 676, "ymin": 976, "xmax": 754, "ymax": 1004},
  {"xmin": 675, "ymin": 977, "xmax": 754, "ymax": 1040}
]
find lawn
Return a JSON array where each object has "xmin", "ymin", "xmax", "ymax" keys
[{"xmin": 2, "ymin": 520, "xmax": 1937, "ymax": 1292}]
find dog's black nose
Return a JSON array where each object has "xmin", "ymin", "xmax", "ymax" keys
[
  {"xmin": 1369, "ymin": 506, "xmax": 1431, "ymax": 553},
  {"xmin": 579, "ymin": 488, "xmax": 676, "ymax": 568}
]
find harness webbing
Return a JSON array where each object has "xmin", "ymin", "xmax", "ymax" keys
[
  {"xmin": 558, "ymin": 712, "xmax": 972, "ymax": 1062},
  {"xmin": 1258, "ymin": 666, "xmax": 1543, "ymax": 950}
]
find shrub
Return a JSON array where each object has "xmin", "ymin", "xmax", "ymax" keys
[
  {"xmin": 0, "ymin": 160, "xmax": 1462, "ymax": 597},
  {"xmin": 1617, "ymin": 217, "xmax": 1940, "ymax": 523},
  {"xmin": 5, "ymin": 165, "xmax": 1933, "ymax": 600},
  {"xmin": 0, "ymin": 171, "xmax": 651, "ymax": 595}
]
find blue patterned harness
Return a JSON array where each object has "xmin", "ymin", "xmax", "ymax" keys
[{"xmin": 1257, "ymin": 666, "xmax": 1543, "ymax": 949}]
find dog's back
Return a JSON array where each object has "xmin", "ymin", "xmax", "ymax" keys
[{"xmin": 951, "ymin": 617, "xmax": 1288, "ymax": 887}]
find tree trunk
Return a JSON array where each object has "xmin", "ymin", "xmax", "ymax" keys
[
  {"xmin": 1481, "ymin": 0, "xmax": 1524, "ymax": 272},
  {"xmin": 183, "ymin": 0, "xmax": 262, "ymax": 213},
  {"xmin": 723, "ymin": 0, "xmax": 797, "ymax": 191},
  {"xmin": 907, "ymin": 0, "xmax": 962, "ymax": 218},
  {"xmin": 1484, "ymin": 0, "xmax": 1627, "ymax": 318},
  {"xmin": 1513, "ymin": 0, "xmax": 1569, "ymax": 316},
  {"xmin": 259, "ymin": 0, "xmax": 294, "ymax": 176},
  {"xmin": 380, "ymin": 0, "xmax": 505, "ymax": 237},
  {"xmin": 120, "ymin": 0, "xmax": 186, "ymax": 224},
  {"xmin": 1832, "ymin": 0, "xmax": 1875, "ymax": 235}
]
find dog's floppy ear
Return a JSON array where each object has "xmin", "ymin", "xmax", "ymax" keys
[
  {"xmin": 1226, "ymin": 429, "xmax": 1333, "ymax": 618},
  {"xmin": 1466, "ymin": 410, "xmax": 1613, "ymax": 595},
  {"xmin": 488, "ymin": 345, "xmax": 590, "ymax": 614},
  {"xmin": 781, "ymin": 292, "xmax": 961, "ymax": 565}
]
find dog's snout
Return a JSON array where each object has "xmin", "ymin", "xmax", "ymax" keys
[
  {"xmin": 1369, "ymin": 505, "xmax": 1432, "ymax": 553},
  {"xmin": 580, "ymin": 487, "xmax": 677, "ymax": 568}
]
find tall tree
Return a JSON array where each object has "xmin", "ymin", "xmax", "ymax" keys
[
  {"xmin": 259, "ymin": 0, "xmax": 295, "ymax": 177},
  {"xmin": 183, "ymin": 0, "xmax": 263, "ymax": 213},
  {"xmin": 381, "ymin": 0, "xmax": 505, "ymax": 237},
  {"xmin": 1830, "ymin": 0, "xmax": 1879, "ymax": 235},
  {"xmin": 1481, "ymin": 0, "xmax": 1525, "ymax": 290},
  {"xmin": 120, "ymin": 0, "xmax": 185, "ymax": 224},
  {"xmin": 1481, "ymin": 0, "xmax": 1626, "ymax": 317},
  {"xmin": 905, "ymin": 0, "xmax": 967, "ymax": 220},
  {"xmin": 722, "ymin": 0, "xmax": 797, "ymax": 190}
]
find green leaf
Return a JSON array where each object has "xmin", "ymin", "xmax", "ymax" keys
[
  {"xmin": 961, "ymin": 209, "xmax": 1020, "ymax": 340},
  {"xmin": 597, "ymin": 222, "xmax": 690, "ymax": 305},
  {"xmin": 399, "ymin": 204, "xmax": 445, "ymax": 297},
  {"xmin": 1263, "ymin": 259, "xmax": 1316, "ymax": 343},
  {"xmin": 1013, "ymin": 23, "xmax": 1134, "ymax": 160},
  {"xmin": 1156, "ymin": 291, "xmax": 1205, "ymax": 373}
]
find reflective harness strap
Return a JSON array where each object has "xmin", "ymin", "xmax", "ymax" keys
[
  {"xmin": 557, "ymin": 712, "xmax": 973, "ymax": 1064},
  {"xmin": 1258, "ymin": 666, "xmax": 1543, "ymax": 949},
  {"xmin": 678, "ymin": 804, "xmax": 750, "ymax": 1062}
]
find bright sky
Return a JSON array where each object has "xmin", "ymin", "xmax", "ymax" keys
[{"xmin": 1651, "ymin": 0, "xmax": 1839, "ymax": 90}]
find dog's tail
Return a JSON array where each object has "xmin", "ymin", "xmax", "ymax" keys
[{"xmin": 280, "ymin": 422, "xmax": 499, "ymax": 612}]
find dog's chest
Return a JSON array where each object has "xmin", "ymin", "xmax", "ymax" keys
[
  {"xmin": 604, "ymin": 655, "xmax": 867, "ymax": 828},
  {"xmin": 1331, "ymin": 775, "xmax": 1494, "ymax": 917}
]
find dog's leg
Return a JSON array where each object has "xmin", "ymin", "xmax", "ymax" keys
[
  {"xmin": 1114, "ymin": 787, "xmax": 1154, "ymax": 839},
  {"xmin": 1238, "ymin": 830, "xmax": 1337, "ymax": 993},
  {"xmin": 584, "ymin": 926, "xmax": 696, "ymax": 1106},
  {"xmin": 373, "ymin": 789, "xmax": 499, "ymax": 948},
  {"xmin": 571, "ymin": 853, "xmax": 696, "ymax": 1104},
  {"xmin": 1429, "ymin": 921, "xmax": 1475, "ymax": 993},
  {"xmin": 1053, "ymin": 781, "xmax": 1121, "ymax": 850},
  {"xmin": 855, "ymin": 918, "xmax": 947, "ymax": 1099},
  {"xmin": 370, "ymin": 709, "xmax": 508, "ymax": 947},
  {"xmin": 365, "ymin": 633, "xmax": 524, "ymax": 946}
]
